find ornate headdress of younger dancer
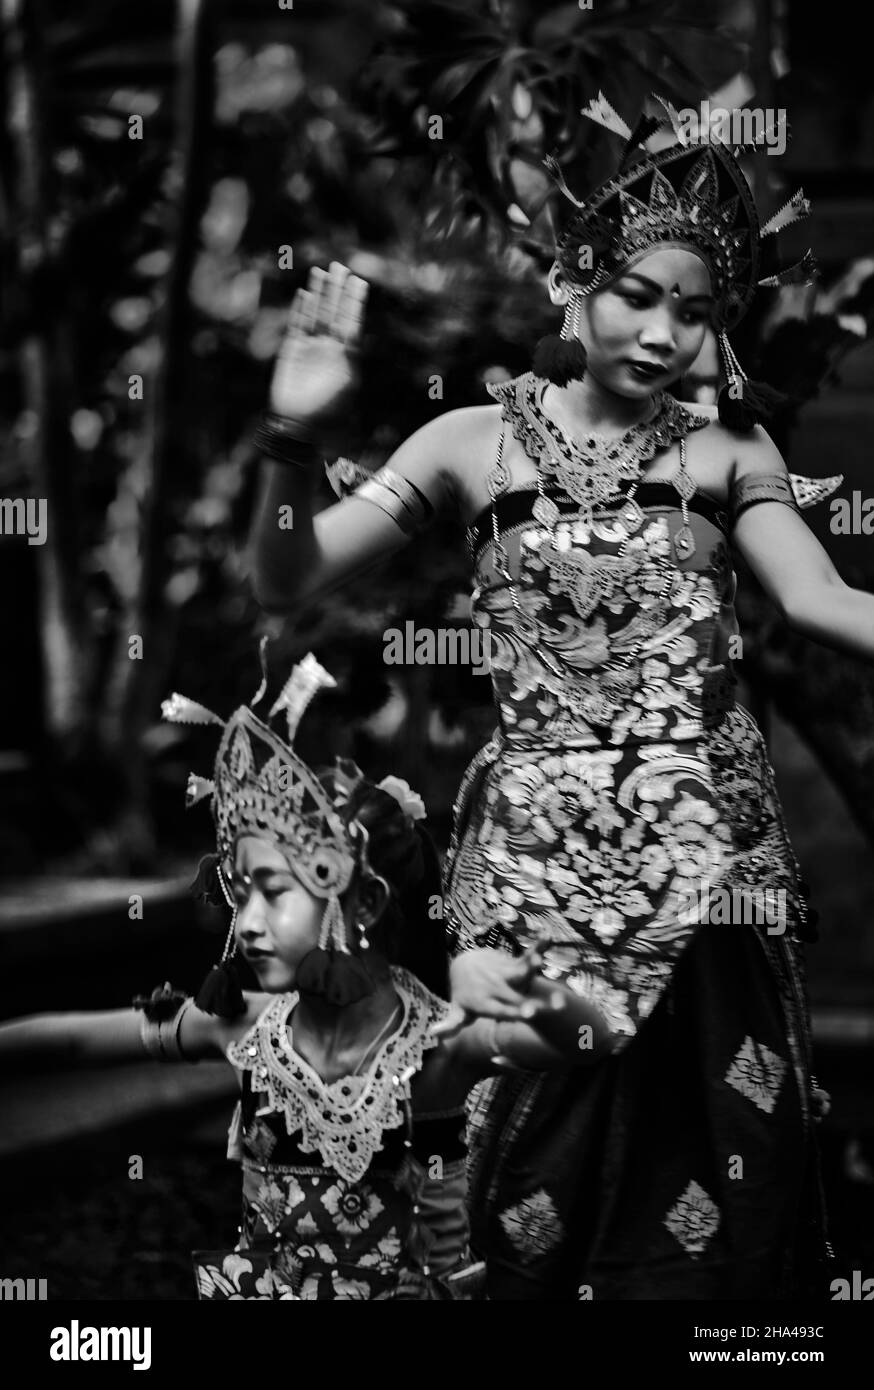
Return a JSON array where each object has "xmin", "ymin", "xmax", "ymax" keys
[
  {"xmin": 162, "ymin": 646, "xmax": 425, "ymax": 1016},
  {"xmin": 537, "ymin": 93, "xmax": 815, "ymax": 429}
]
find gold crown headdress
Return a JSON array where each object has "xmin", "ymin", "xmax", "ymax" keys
[
  {"xmin": 162, "ymin": 647, "xmax": 423, "ymax": 1014},
  {"xmin": 538, "ymin": 93, "xmax": 815, "ymax": 428}
]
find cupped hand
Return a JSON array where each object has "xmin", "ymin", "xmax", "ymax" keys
[{"xmin": 269, "ymin": 261, "xmax": 368, "ymax": 426}]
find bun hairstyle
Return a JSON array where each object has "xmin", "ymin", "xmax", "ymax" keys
[{"xmin": 317, "ymin": 770, "xmax": 450, "ymax": 999}]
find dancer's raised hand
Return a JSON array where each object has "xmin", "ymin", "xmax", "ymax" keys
[{"xmin": 269, "ymin": 261, "xmax": 368, "ymax": 426}]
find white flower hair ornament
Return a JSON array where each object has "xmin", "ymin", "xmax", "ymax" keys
[{"xmin": 377, "ymin": 776, "xmax": 427, "ymax": 824}]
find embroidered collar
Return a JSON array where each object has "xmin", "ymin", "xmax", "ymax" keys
[
  {"xmin": 487, "ymin": 371, "xmax": 710, "ymax": 512},
  {"xmin": 226, "ymin": 966, "xmax": 448, "ymax": 1184}
]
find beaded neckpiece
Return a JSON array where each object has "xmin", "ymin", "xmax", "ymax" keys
[
  {"xmin": 487, "ymin": 372, "xmax": 709, "ymax": 538},
  {"xmin": 226, "ymin": 967, "xmax": 448, "ymax": 1185}
]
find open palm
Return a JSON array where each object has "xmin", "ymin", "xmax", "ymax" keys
[{"xmin": 269, "ymin": 261, "xmax": 368, "ymax": 424}]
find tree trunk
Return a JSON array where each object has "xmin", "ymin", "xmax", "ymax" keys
[
  {"xmin": 97, "ymin": 0, "xmax": 214, "ymax": 867},
  {"xmin": 3, "ymin": 0, "xmax": 93, "ymax": 746}
]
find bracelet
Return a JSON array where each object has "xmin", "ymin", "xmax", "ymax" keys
[
  {"xmin": 254, "ymin": 412, "xmax": 319, "ymax": 468},
  {"xmin": 353, "ymin": 467, "xmax": 433, "ymax": 536},
  {"xmin": 139, "ymin": 997, "xmax": 195, "ymax": 1063},
  {"xmin": 261, "ymin": 411, "xmax": 316, "ymax": 443}
]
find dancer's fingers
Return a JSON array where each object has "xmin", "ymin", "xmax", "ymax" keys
[
  {"xmin": 278, "ymin": 294, "xmax": 307, "ymax": 360},
  {"xmin": 308, "ymin": 266, "xmax": 329, "ymax": 331},
  {"xmin": 287, "ymin": 293, "xmax": 306, "ymax": 337},
  {"xmin": 296, "ymin": 287, "xmax": 317, "ymax": 335},
  {"xmin": 511, "ymin": 993, "xmax": 563, "ymax": 1024},
  {"xmin": 336, "ymin": 275, "xmax": 368, "ymax": 347},
  {"xmin": 484, "ymin": 998, "xmax": 541, "ymax": 1024},
  {"xmin": 323, "ymin": 261, "xmax": 349, "ymax": 332},
  {"xmin": 490, "ymin": 981, "xmax": 533, "ymax": 1011}
]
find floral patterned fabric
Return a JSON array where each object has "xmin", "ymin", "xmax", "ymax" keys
[
  {"xmin": 444, "ymin": 478, "xmax": 829, "ymax": 1299},
  {"xmin": 193, "ymin": 1094, "xmax": 474, "ymax": 1299}
]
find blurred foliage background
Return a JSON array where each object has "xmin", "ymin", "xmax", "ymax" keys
[{"xmin": 1, "ymin": 0, "xmax": 872, "ymax": 933}]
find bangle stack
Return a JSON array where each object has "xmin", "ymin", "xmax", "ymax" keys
[
  {"xmin": 254, "ymin": 412, "xmax": 319, "ymax": 468},
  {"xmin": 354, "ymin": 465, "xmax": 433, "ymax": 536},
  {"xmin": 139, "ymin": 996, "xmax": 195, "ymax": 1063}
]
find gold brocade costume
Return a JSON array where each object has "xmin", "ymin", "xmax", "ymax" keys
[{"xmin": 442, "ymin": 374, "xmax": 834, "ymax": 1299}]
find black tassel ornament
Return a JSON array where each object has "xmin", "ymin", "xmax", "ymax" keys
[
  {"xmin": 195, "ymin": 956, "xmax": 246, "ymax": 1018},
  {"xmin": 532, "ymin": 334, "xmax": 588, "ymax": 387},
  {"xmin": 717, "ymin": 331, "xmax": 788, "ymax": 432},
  {"xmin": 717, "ymin": 375, "xmax": 788, "ymax": 432},
  {"xmin": 533, "ymin": 291, "xmax": 587, "ymax": 386},
  {"xmin": 195, "ymin": 909, "xmax": 247, "ymax": 1018}
]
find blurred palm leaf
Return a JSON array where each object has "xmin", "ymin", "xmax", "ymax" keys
[{"xmin": 363, "ymin": 0, "xmax": 746, "ymax": 234}]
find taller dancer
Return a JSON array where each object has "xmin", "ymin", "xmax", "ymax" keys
[{"xmin": 248, "ymin": 98, "xmax": 874, "ymax": 1299}]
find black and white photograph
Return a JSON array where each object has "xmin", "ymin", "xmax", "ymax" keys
[{"xmin": 0, "ymin": 0, "xmax": 872, "ymax": 1356}]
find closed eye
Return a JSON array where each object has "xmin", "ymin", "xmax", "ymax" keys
[{"xmin": 231, "ymin": 871, "xmax": 295, "ymax": 904}]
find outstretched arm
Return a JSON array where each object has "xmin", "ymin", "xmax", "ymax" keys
[
  {"xmin": 731, "ymin": 432, "xmax": 874, "ymax": 661},
  {"xmin": 0, "ymin": 991, "xmax": 269, "ymax": 1072}
]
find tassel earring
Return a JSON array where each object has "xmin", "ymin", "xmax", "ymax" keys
[
  {"xmin": 716, "ymin": 331, "xmax": 787, "ymax": 432},
  {"xmin": 532, "ymin": 292, "xmax": 588, "ymax": 386},
  {"xmin": 296, "ymin": 890, "xmax": 374, "ymax": 1007},
  {"xmin": 195, "ymin": 913, "xmax": 246, "ymax": 1019}
]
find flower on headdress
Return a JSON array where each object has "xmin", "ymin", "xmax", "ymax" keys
[{"xmin": 377, "ymin": 776, "xmax": 426, "ymax": 822}]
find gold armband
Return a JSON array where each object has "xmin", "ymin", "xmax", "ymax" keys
[
  {"xmin": 353, "ymin": 466, "xmax": 433, "ymax": 535},
  {"xmin": 730, "ymin": 472, "xmax": 799, "ymax": 526}
]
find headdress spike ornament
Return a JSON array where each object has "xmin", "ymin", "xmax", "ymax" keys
[
  {"xmin": 757, "ymin": 249, "xmax": 817, "ymax": 289},
  {"xmin": 620, "ymin": 114, "xmax": 662, "ymax": 166},
  {"xmin": 542, "ymin": 152, "xmax": 587, "ymax": 209},
  {"xmin": 730, "ymin": 111, "xmax": 789, "ymax": 159},
  {"xmin": 760, "ymin": 189, "xmax": 811, "ymax": 238},
  {"xmin": 269, "ymin": 651, "xmax": 337, "ymax": 741},
  {"xmin": 650, "ymin": 94, "xmax": 690, "ymax": 146},
  {"xmin": 580, "ymin": 92, "xmax": 632, "ymax": 141},
  {"xmin": 161, "ymin": 693, "xmax": 223, "ymax": 727},
  {"xmin": 186, "ymin": 774, "xmax": 215, "ymax": 807},
  {"xmin": 249, "ymin": 633, "xmax": 270, "ymax": 708}
]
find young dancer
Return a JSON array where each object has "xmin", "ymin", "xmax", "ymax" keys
[{"xmin": 0, "ymin": 652, "xmax": 610, "ymax": 1299}]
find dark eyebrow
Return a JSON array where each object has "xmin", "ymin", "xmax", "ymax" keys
[{"xmin": 619, "ymin": 271, "xmax": 714, "ymax": 304}]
